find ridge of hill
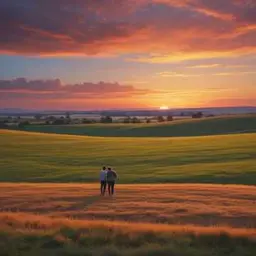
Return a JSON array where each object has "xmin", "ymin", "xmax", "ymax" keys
[{"xmin": 18, "ymin": 114, "xmax": 256, "ymax": 137}]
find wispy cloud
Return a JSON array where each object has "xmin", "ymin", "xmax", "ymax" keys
[
  {"xmin": 129, "ymin": 48, "xmax": 256, "ymax": 63},
  {"xmin": 214, "ymin": 71, "xmax": 256, "ymax": 76},
  {"xmin": 186, "ymin": 64, "xmax": 254, "ymax": 69},
  {"xmin": 187, "ymin": 64, "xmax": 222, "ymax": 69},
  {"xmin": 156, "ymin": 70, "xmax": 256, "ymax": 78},
  {"xmin": 157, "ymin": 72, "xmax": 201, "ymax": 77}
]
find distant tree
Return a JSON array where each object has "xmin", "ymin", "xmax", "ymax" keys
[
  {"xmin": 167, "ymin": 115, "xmax": 173, "ymax": 122},
  {"xmin": 106, "ymin": 116, "xmax": 113, "ymax": 123},
  {"xmin": 47, "ymin": 116, "xmax": 56, "ymax": 121},
  {"xmin": 45, "ymin": 120, "xmax": 50, "ymax": 125},
  {"xmin": 34, "ymin": 114, "xmax": 42, "ymax": 121},
  {"xmin": 146, "ymin": 118, "xmax": 151, "ymax": 123},
  {"xmin": 52, "ymin": 119, "xmax": 66, "ymax": 125},
  {"xmin": 100, "ymin": 116, "xmax": 113, "ymax": 123},
  {"xmin": 18, "ymin": 121, "xmax": 30, "ymax": 128},
  {"xmin": 192, "ymin": 112, "xmax": 203, "ymax": 119},
  {"xmin": 82, "ymin": 118, "xmax": 93, "ymax": 124},
  {"xmin": 157, "ymin": 116, "xmax": 165, "ymax": 122},
  {"xmin": 123, "ymin": 116, "xmax": 131, "ymax": 123},
  {"xmin": 131, "ymin": 117, "xmax": 141, "ymax": 123},
  {"xmin": 65, "ymin": 112, "xmax": 71, "ymax": 119},
  {"xmin": 100, "ymin": 116, "xmax": 105, "ymax": 123}
]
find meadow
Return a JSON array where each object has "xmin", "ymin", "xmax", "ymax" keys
[
  {"xmin": 0, "ymin": 129, "xmax": 256, "ymax": 184},
  {"xmin": 1, "ymin": 184, "xmax": 255, "ymax": 256},
  {"xmin": 1, "ymin": 116, "xmax": 256, "ymax": 255},
  {"xmin": 19, "ymin": 114, "xmax": 256, "ymax": 137},
  {"xmin": 1, "ymin": 183, "xmax": 255, "ymax": 228},
  {"xmin": 1, "ymin": 212, "xmax": 255, "ymax": 256}
]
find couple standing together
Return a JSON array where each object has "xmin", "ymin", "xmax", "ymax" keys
[{"xmin": 100, "ymin": 167, "xmax": 118, "ymax": 196}]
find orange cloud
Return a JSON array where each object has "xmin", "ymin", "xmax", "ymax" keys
[
  {"xmin": 187, "ymin": 64, "xmax": 222, "ymax": 69},
  {"xmin": 157, "ymin": 71, "xmax": 201, "ymax": 77},
  {"xmin": 0, "ymin": 0, "xmax": 255, "ymax": 61},
  {"xmin": 186, "ymin": 64, "xmax": 252, "ymax": 69},
  {"xmin": 213, "ymin": 71, "xmax": 256, "ymax": 76}
]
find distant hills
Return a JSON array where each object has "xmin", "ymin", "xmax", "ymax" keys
[{"xmin": 0, "ymin": 106, "xmax": 256, "ymax": 116}]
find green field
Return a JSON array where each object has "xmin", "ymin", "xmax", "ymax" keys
[
  {"xmin": 18, "ymin": 115, "xmax": 256, "ymax": 137},
  {"xmin": 1, "ymin": 130, "xmax": 255, "ymax": 184}
]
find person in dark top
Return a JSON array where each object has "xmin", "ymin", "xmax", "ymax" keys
[
  {"xmin": 106, "ymin": 167, "xmax": 117, "ymax": 196},
  {"xmin": 99, "ymin": 166, "xmax": 107, "ymax": 195}
]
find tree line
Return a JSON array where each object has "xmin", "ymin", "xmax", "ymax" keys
[{"xmin": 0, "ymin": 111, "xmax": 205, "ymax": 128}]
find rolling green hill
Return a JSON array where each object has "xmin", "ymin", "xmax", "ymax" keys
[
  {"xmin": 1, "ymin": 130, "xmax": 255, "ymax": 184},
  {"xmin": 18, "ymin": 114, "xmax": 256, "ymax": 137}
]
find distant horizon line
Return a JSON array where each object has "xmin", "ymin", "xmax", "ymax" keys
[{"xmin": 1, "ymin": 106, "xmax": 256, "ymax": 113}]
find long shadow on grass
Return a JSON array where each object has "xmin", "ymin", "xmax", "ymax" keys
[
  {"xmin": 67, "ymin": 195, "xmax": 102, "ymax": 211},
  {"xmin": 46, "ymin": 194, "xmax": 104, "ymax": 213}
]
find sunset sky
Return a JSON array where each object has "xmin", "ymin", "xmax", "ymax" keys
[{"xmin": 0, "ymin": 0, "xmax": 255, "ymax": 110}]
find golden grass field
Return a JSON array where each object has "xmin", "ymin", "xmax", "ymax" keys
[
  {"xmin": 1, "ymin": 183, "xmax": 255, "ymax": 255},
  {"xmin": 1, "ymin": 183, "xmax": 255, "ymax": 229}
]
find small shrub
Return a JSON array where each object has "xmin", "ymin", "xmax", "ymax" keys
[
  {"xmin": 131, "ymin": 117, "xmax": 141, "ymax": 123},
  {"xmin": 100, "ymin": 116, "xmax": 113, "ymax": 123},
  {"xmin": 18, "ymin": 121, "xmax": 30, "ymax": 128},
  {"xmin": 192, "ymin": 112, "xmax": 203, "ymax": 118},
  {"xmin": 157, "ymin": 116, "xmax": 165, "ymax": 122},
  {"xmin": 82, "ymin": 119, "xmax": 94, "ymax": 124},
  {"xmin": 167, "ymin": 115, "xmax": 173, "ymax": 122}
]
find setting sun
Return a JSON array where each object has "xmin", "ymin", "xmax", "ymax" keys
[{"xmin": 159, "ymin": 105, "xmax": 169, "ymax": 110}]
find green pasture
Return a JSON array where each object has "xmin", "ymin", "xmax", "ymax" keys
[
  {"xmin": 18, "ymin": 115, "xmax": 256, "ymax": 137},
  {"xmin": 1, "ymin": 130, "xmax": 255, "ymax": 184}
]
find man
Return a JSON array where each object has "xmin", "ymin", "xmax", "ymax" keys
[
  {"xmin": 106, "ymin": 167, "xmax": 117, "ymax": 196},
  {"xmin": 99, "ymin": 166, "xmax": 107, "ymax": 195}
]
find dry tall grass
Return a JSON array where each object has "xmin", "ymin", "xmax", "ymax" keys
[
  {"xmin": 1, "ymin": 183, "xmax": 255, "ymax": 228},
  {"xmin": 1, "ymin": 212, "xmax": 255, "ymax": 238},
  {"xmin": 1, "ymin": 183, "xmax": 255, "ymax": 255}
]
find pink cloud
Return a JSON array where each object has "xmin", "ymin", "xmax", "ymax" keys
[
  {"xmin": 0, "ymin": 78, "xmax": 158, "ymax": 109},
  {"xmin": 0, "ymin": 0, "xmax": 255, "ymax": 60},
  {"xmin": 0, "ymin": 78, "xmax": 155, "ymax": 97}
]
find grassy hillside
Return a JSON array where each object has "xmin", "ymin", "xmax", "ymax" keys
[
  {"xmin": 1, "ymin": 130, "xmax": 255, "ymax": 184},
  {"xmin": 1, "ymin": 212, "xmax": 255, "ymax": 256},
  {"xmin": 19, "ymin": 114, "xmax": 256, "ymax": 137}
]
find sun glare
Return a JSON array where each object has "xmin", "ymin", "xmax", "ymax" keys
[{"xmin": 159, "ymin": 105, "xmax": 169, "ymax": 110}]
